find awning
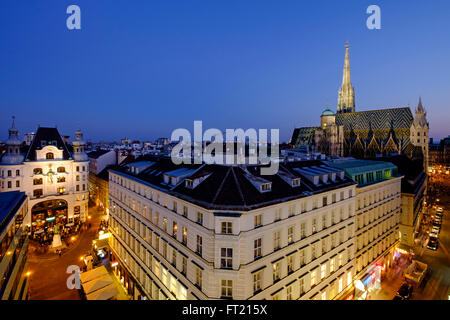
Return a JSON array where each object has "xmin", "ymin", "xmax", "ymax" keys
[
  {"xmin": 82, "ymin": 274, "xmax": 114, "ymax": 295},
  {"xmin": 86, "ymin": 283, "xmax": 119, "ymax": 300},
  {"xmin": 80, "ymin": 265, "xmax": 108, "ymax": 284}
]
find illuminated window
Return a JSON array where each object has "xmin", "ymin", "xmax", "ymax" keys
[
  {"xmin": 195, "ymin": 268, "xmax": 202, "ymax": 288},
  {"xmin": 287, "ymin": 285, "xmax": 293, "ymax": 300},
  {"xmin": 46, "ymin": 152, "xmax": 54, "ymax": 159},
  {"xmin": 196, "ymin": 235, "xmax": 202, "ymax": 255},
  {"xmin": 273, "ymin": 262, "xmax": 281, "ymax": 282},
  {"xmin": 172, "ymin": 222, "xmax": 177, "ymax": 237},
  {"xmin": 347, "ymin": 271, "xmax": 352, "ymax": 286},
  {"xmin": 182, "ymin": 227, "xmax": 187, "ymax": 244},
  {"xmin": 253, "ymin": 271, "xmax": 262, "ymax": 293},
  {"xmin": 287, "ymin": 255, "xmax": 294, "ymax": 274},
  {"xmin": 321, "ymin": 264, "xmax": 326, "ymax": 279},
  {"xmin": 274, "ymin": 231, "xmax": 281, "ymax": 250},
  {"xmin": 288, "ymin": 226, "xmax": 294, "ymax": 244},
  {"xmin": 338, "ymin": 278, "xmax": 343, "ymax": 292},
  {"xmin": 311, "ymin": 270, "xmax": 317, "ymax": 286},
  {"xmin": 254, "ymin": 214, "xmax": 262, "ymax": 227},
  {"xmin": 330, "ymin": 258, "xmax": 335, "ymax": 273},
  {"xmin": 321, "ymin": 291, "xmax": 327, "ymax": 300}
]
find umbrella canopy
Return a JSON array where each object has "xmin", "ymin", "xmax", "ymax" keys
[
  {"xmin": 86, "ymin": 283, "xmax": 119, "ymax": 300},
  {"xmin": 80, "ymin": 265, "xmax": 108, "ymax": 284},
  {"xmin": 82, "ymin": 274, "xmax": 114, "ymax": 295}
]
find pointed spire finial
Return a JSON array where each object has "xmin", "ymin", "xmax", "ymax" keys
[
  {"xmin": 418, "ymin": 96, "xmax": 424, "ymax": 110},
  {"xmin": 11, "ymin": 116, "xmax": 16, "ymax": 128},
  {"xmin": 337, "ymin": 41, "xmax": 355, "ymax": 113}
]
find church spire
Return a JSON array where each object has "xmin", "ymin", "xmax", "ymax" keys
[{"xmin": 337, "ymin": 42, "xmax": 355, "ymax": 113}]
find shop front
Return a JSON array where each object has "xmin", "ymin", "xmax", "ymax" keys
[
  {"xmin": 109, "ymin": 252, "xmax": 146, "ymax": 300},
  {"xmin": 31, "ymin": 199, "xmax": 68, "ymax": 238}
]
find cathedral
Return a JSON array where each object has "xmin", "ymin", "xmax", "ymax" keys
[{"xmin": 291, "ymin": 42, "xmax": 429, "ymax": 169}]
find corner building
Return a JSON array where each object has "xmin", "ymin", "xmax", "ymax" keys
[{"xmin": 107, "ymin": 156, "xmax": 366, "ymax": 300}]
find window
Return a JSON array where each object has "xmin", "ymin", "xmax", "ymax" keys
[
  {"xmin": 288, "ymin": 226, "xmax": 294, "ymax": 244},
  {"xmin": 57, "ymin": 167, "xmax": 65, "ymax": 173},
  {"xmin": 172, "ymin": 222, "xmax": 178, "ymax": 238},
  {"xmin": 286, "ymin": 285, "xmax": 293, "ymax": 300},
  {"xmin": 182, "ymin": 227, "xmax": 187, "ymax": 245},
  {"xmin": 33, "ymin": 168, "xmax": 43, "ymax": 175},
  {"xmin": 33, "ymin": 178, "xmax": 43, "ymax": 185},
  {"xmin": 76, "ymin": 175, "xmax": 80, "ymax": 181},
  {"xmin": 311, "ymin": 245, "xmax": 316, "ymax": 260},
  {"xmin": 196, "ymin": 235, "xmax": 202, "ymax": 255},
  {"xmin": 330, "ymin": 258, "xmax": 335, "ymax": 273},
  {"xmin": 221, "ymin": 280, "xmax": 232, "ymax": 298},
  {"xmin": 182, "ymin": 257, "xmax": 187, "ymax": 275},
  {"xmin": 273, "ymin": 262, "xmax": 280, "ymax": 282},
  {"xmin": 273, "ymin": 231, "xmax": 281, "ymax": 250},
  {"xmin": 376, "ymin": 170, "xmax": 383, "ymax": 180},
  {"xmin": 274, "ymin": 208, "xmax": 281, "ymax": 221},
  {"xmin": 16, "ymin": 181, "xmax": 20, "ymax": 187},
  {"xmin": 338, "ymin": 253, "xmax": 343, "ymax": 266},
  {"xmin": 299, "ymin": 278, "xmax": 305, "ymax": 295},
  {"xmin": 322, "ymin": 215, "xmax": 327, "ymax": 228},
  {"xmin": 155, "ymin": 212, "xmax": 160, "ymax": 226},
  {"xmin": 7, "ymin": 170, "xmax": 12, "ymax": 177},
  {"xmin": 162, "ymin": 241, "xmax": 167, "ymax": 258},
  {"xmin": 46, "ymin": 152, "xmax": 54, "ymax": 159},
  {"xmin": 253, "ymin": 271, "xmax": 262, "ymax": 293},
  {"xmin": 287, "ymin": 255, "xmax": 294, "ymax": 274},
  {"xmin": 7, "ymin": 181, "xmax": 11, "ymax": 188},
  {"xmin": 321, "ymin": 264, "xmax": 326, "ymax": 279},
  {"xmin": 254, "ymin": 238, "xmax": 262, "ymax": 259},
  {"xmin": 220, "ymin": 248, "xmax": 233, "ymax": 269},
  {"xmin": 322, "ymin": 196, "xmax": 327, "ymax": 207},
  {"xmin": 16, "ymin": 169, "xmax": 20, "ymax": 176},
  {"xmin": 332, "ymin": 193, "xmax": 336, "ymax": 203},
  {"xmin": 57, "ymin": 176, "xmax": 65, "ymax": 183},
  {"xmin": 163, "ymin": 218, "xmax": 167, "ymax": 232},
  {"xmin": 338, "ymin": 278, "xmax": 343, "ymax": 293},
  {"xmin": 254, "ymin": 214, "xmax": 262, "ymax": 228},
  {"xmin": 311, "ymin": 270, "xmax": 317, "ymax": 286},
  {"xmin": 355, "ymin": 174, "xmax": 364, "ymax": 185},
  {"xmin": 288, "ymin": 205, "xmax": 295, "ymax": 217},
  {"xmin": 300, "ymin": 222, "xmax": 306, "ymax": 238},
  {"xmin": 195, "ymin": 268, "xmax": 202, "ymax": 288},
  {"xmin": 196, "ymin": 211, "xmax": 203, "ymax": 224},
  {"xmin": 367, "ymin": 172, "xmax": 374, "ymax": 183},
  {"xmin": 299, "ymin": 249, "xmax": 305, "ymax": 266},
  {"xmin": 183, "ymin": 206, "xmax": 188, "ymax": 217},
  {"xmin": 221, "ymin": 222, "xmax": 233, "ymax": 234},
  {"xmin": 173, "ymin": 201, "xmax": 177, "ymax": 213},
  {"xmin": 321, "ymin": 291, "xmax": 327, "ymax": 300},
  {"xmin": 312, "ymin": 218, "xmax": 317, "ymax": 233},
  {"xmin": 33, "ymin": 189, "xmax": 43, "ymax": 197},
  {"xmin": 322, "ymin": 239, "xmax": 327, "ymax": 253},
  {"xmin": 347, "ymin": 271, "xmax": 352, "ymax": 286}
]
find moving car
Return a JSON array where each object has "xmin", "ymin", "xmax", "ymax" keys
[
  {"xmin": 427, "ymin": 236, "xmax": 438, "ymax": 250},
  {"xmin": 395, "ymin": 283, "xmax": 413, "ymax": 300}
]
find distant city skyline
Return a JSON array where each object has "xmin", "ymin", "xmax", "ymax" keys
[{"xmin": 1, "ymin": 0, "xmax": 450, "ymax": 142}]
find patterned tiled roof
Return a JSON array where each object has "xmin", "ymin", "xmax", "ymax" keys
[
  {"xmin": 290, "ymin": 126, "xmax": 319, "ymax": 146},
  {"xmin": 335, "ymin": 107, "xmax": 414, "ymax": 152}
]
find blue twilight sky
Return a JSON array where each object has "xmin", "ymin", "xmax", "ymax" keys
[{"xmin": 1, "ymin": 0, "xmax": 449, "ymax": 143}]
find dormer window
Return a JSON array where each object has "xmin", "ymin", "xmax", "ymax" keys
[
  {"xmin": 46, "ymin": 152, "xmax": 54, "ymax": 159},
  {"xmin": 292, "ymin": 178, "xmax": 300, "ymax": 187},
  {"xmin": 185, "ymin": 179, "xmax": 194, "ymax": 188},
  {"xmin": 261, "ymin": 183, "xmax": 271, "ymax": 192}
]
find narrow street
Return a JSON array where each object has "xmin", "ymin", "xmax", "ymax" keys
[
  {"xmin": 27, "ymin": 206, "xmax": 104, "ymax": 300},
  {"xmin": 374, "ymin": 168, "xmax": 450, "ymax": 300}
]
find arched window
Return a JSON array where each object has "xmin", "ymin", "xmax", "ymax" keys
[
  {"xmin": 57, "ymin": 167, "xmax": 65, "ymax": 173},
  {"xmin": 46, "ymin": 152, "xmax": 54, "ymax": 159}
]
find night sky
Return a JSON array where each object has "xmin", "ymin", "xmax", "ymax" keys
[{"xmin": 1, "ymin": 0, "xmax": 449, "ymax": 143}]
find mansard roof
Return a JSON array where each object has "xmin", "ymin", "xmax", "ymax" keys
[
  {"xmin": 109, "ymin": 156, "xmax": 355, "ymax": 211},
  {"xmin": 25, "ymin": 127, "xmax": 72, "ymax": 161}
]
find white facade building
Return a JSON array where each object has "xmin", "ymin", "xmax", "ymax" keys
[
  {"xmin": 106, "ymin": 156, "xmax": 401, "ymax": 300},
  {"xmin": 0, "ymin": 120, "xmax": 89, "ymax": 233}
]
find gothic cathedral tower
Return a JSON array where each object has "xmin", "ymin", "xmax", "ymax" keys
[{"xmin": 337, "ymin": 42, "xmax": 355, "ymax": 113}]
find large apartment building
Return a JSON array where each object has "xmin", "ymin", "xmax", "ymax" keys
[
  {"xmin": 327, "ymin": 159, "xmax": 402, "ymax": 299},
  {"xmin": 0, "ymin": 191, "xmax": 29, "ymax": 300},
  {"xmin": 106, "ymin": 155, "xmax": 402, "ymax": 300}
]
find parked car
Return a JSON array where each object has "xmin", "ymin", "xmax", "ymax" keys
[
  {"xmin": 395, "ymin": 283, "xmax": 413, "ymax": 300},
  {"xmin": 431, "ymin": 226, "xmax": 440, "ymax": 234},
  {"xmin": 427, "ymin": 236, "xmax": 439, "ymax": 250}
]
